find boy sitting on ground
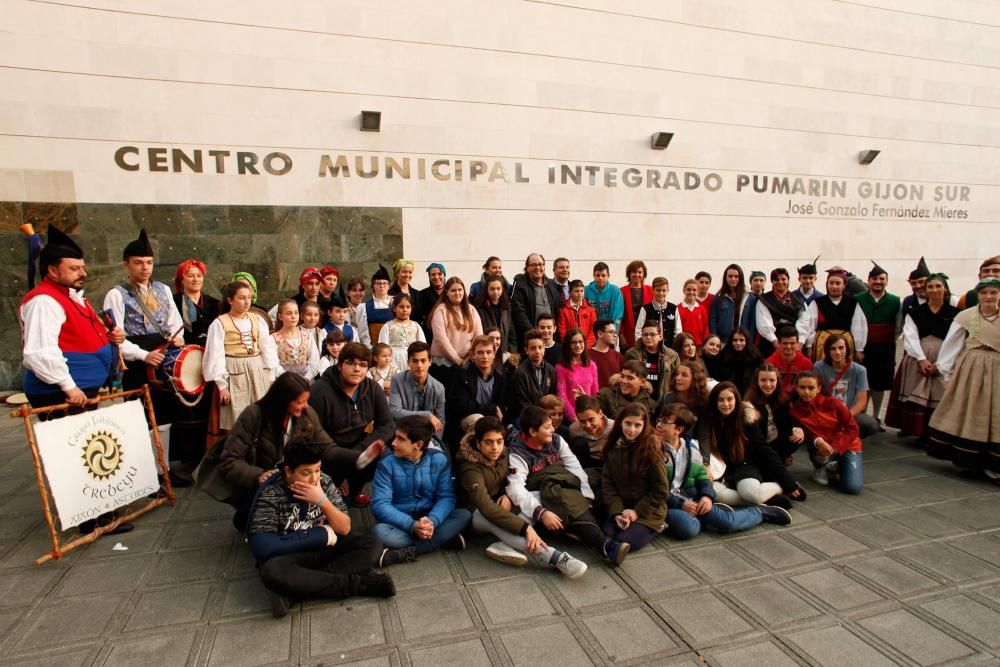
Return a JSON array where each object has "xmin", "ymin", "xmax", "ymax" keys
[
  {"xmin": 507, "ymin": 406, "xmax": 630, "ymax": 566},
  {"xmin": 248, "ymin": 439, "xmax": 393, "ymax": 619}
]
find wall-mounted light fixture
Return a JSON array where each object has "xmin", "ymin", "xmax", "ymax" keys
[
  {"xmin": 651, "ymin": 132, "xmax": 674, "ymax": 150},
  {"xmin": 858, "ymin": 149, "xmax": 880, "ymax": 165},
  {"xmin": 360, "ymin": 110, "xmax": 382, "ymax": 132}
]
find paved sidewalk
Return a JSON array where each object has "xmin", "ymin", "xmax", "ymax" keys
[{"xmin": 1, "ymin": 413, "xmax": 998, "ymax": 666}]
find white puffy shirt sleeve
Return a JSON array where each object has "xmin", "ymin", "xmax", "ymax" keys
[
  {"xmin": 936, "ymin": 320, "xmax": 967, "ymax": 380},
  {"xmin": 755, "ymin": 300, "xmax": 776, "ymax": 343},
  {"xmin": 258, "ymin": 314, "xmax": 279, "ymax": 381},
  {"xmin": 103, "ymin": 288, "xmax": 148, "ymax": 362},
  {"xmin": 851, "ymin": 305, "xmax": 868, "ymax": 351},
  {"xmin": 20, "ymin": 295, "xmax": 75, "ymax": 391},
  {"xmin": 203, "ymin": 318, "xmax": 228, "ymax": 390},
  {"xmin": 902, "ymin": 314, "xmax": 924, "ymax": 361}
]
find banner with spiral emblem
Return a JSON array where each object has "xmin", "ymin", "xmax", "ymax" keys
[{"xmin": 33, "ymin": 399, "xmax": 160, "ymax": 530}]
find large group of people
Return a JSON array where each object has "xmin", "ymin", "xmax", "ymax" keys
[{"xmin": 18, "ymin": 225, "xmax": 999, "ymax": 617}]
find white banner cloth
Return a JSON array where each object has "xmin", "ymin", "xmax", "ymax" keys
[{"xmin": 34, "ymin": 400, "xmax": 160, "ymax": 530}]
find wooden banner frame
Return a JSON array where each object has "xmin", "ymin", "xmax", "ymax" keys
[{"xmin": 9, "ymin": 386, "xmax": 176, "ymax": 565}]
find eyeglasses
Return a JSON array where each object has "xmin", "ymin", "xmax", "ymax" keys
[
  {"xmin": 656, "ymin": 419, "xmax": 676, "ymax": 426},
  {"xmin": 527, "ymin": 262, "xmax": 545, "ymax": 268},
  {"xmin": 641, "ymin": 332, "xmax": 660, "ymax": 338},
  {"xmin": 601, "ymin": 329, "xmax": 618, "ymax": 335}
]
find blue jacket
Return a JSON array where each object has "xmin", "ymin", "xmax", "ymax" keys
[
  {"xmin": 709, "ymin": 293, "xmax": 758, "ymax": 341},
  {"xmin": 371, "ymin": 448, "xmax": 455, "ymax": 532},
  {"xmin": 585, "ymin": 281, "xmax": 625, "ymax": 325}
]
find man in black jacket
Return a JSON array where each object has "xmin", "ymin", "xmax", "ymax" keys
[
  {"xmin": 504, "ymin": 328, "xmax": 555, "ymax": 424},
  {"xmin": 511, "ymin": 253, "xmax": 563, "ymax": 349},
  {"xmin": 309, "ymin": 343, "xmax": 394, "ymax": 506},
  {"xmin": 446, "ymin": 335, "xmax": 508, "ymax": 447}
]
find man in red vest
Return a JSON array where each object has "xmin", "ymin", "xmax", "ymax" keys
[{"xmin": 19, "ymin": 225, "xmax": 132, "ymax": 534}]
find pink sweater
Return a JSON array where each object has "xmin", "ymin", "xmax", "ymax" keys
[
  {"xmin": 555, "ymin": 361, "xmax": 599, "ymax": 422},
  {"xmin": 429, "ymin": 305, "xmax": 483, "ymax": 365}
]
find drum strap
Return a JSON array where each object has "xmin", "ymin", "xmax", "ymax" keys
[{"xmin": 122, "ymin": 283, "xmax": 171, "ymax": 341}]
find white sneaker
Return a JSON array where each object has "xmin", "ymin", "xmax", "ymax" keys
[
  {"xmin": 485, "ymin": 542, "xmax": 527, "ymax": 567},
  {"xmin": 813, "ymin": 465, "xmax": 829, "ymax": 486},
  {"xmin": 554, "ymin": 551, "xmax": 588, "ymax": 579}
]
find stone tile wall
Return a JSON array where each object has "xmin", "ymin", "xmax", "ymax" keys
[{"xmin": 0, "ymin": 202, "xmax": 403, "ymax": 390}]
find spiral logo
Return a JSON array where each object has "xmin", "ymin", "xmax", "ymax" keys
[{"xmin": 81, "ymin": 430, "xmax": 123, "ymax": 480}]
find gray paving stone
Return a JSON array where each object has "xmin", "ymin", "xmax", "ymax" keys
[
  {"xmin": 546, "ymin": 562, "xmax": 631, "ymax": 609},
  {"xmin": 0, "ymin": 532, "xmax": 83, "ymax": 569},
  {"xmin": 786, "ymin": 525, "xmax": 869, "ymax": 558},
  {"xmin": 832, "ymin": 515, "xmax": 923, "ymax": 548},
  {"xmin": 206, "ymin": 616, "xmax": 292, "ymax": 666},
  {"xmin": 7, "ymin": 647, "xmax": 96, "ymax": 666},
  {"xmin": 473, "ymin": 575, "xmax": 557, "ymax": 624},
  {"xmin": 847, "ymin": 555, "xmax": 942, "ymax": 596},
  {"xmin": 927, "ymin": 498, "xmax": 1000, "ymax": 531},
  {"xmin": 338, "ymin": 657, "xmax": 392, "ymax": 667},
  {"xmin": 788, "ymin": 567, "xmax": 885, "ymax": 611},
  {"xmin": 785, "ymin": 624, "xmax": 897, "ymax": 666},
  {"xmin": 618, "ymin": 551, "xmax": 699, "ymax": 595},
  {"xmin": 865, "ymin": 479, "xmax": 945, "ymax": 506},
  {"xmin": 165, "ymin": 519, "xmax": 236, "ymax": 551},
  {"xmin": 125, "ymin": 581, "xmax": 212, "ymax": 631},
  {"xmin": 795, "ymin": 492, "xmax": 870, "ymax": 521},
  {"xmin": 388, "ymin": 550, "xmax": 455, "ymax": 592},
  {"xmin": 921, "ymin": 595, "xmax": 1000, "ymax": 649},
  {"xmin": 725, "ymin": 579, "xmax": 825, "ymax": 626},
  {"xmin": 880, "ymin": 506, "xmax": 969, "ymax": 538},
  {"xmin": 0, "ymin": 608, "xmax": 22, "ymax": 638},
  {"xmin": 910, "ymin": 474, "xmax": 994, "ymax": 500},
  {"xmin": 455, "ymin": 543, "xmax": 532, "ymax": 580},
  {"xmin": 947, "ymin": 534, "xmax": 1000, "ymax": 567},
  {"xmin": 895, "ymin": 542, "xmax": 1000, "ymax": 583},
  {"xmin": 220, "ymin": 575, "xmax": 270, "ymax": 616},
  {"xmin": 500, "ymin": 622, "xmax": 594, "ymax": 666},
  {"xmin": 0, "ymin": 515, "xmax": 41, "ymax": 541},
  {"xmin": 77, "ymin": 524, "xmax": 166, "ymax": 559},
  {"xmin": 861, "ymin": 459, "xmax": 928, "ymax": 484},
  {"xmin": 395, "ymin": 589, "xmax": 475, "ymax": 640},
  {"xmin": 408, "ymin": 638, "xmax": 492, "ymax": 667},
  {"xmin": 102, "ymin": 630, "xmax": 199, "ymax": 666},
  {"xmin": 733, "ymin": 533, "xmax": 817, "ymax": 570},
  {"xmin": 147, "ymin": 546, "xmax": 226, "ymax": 585},
  {"xmin": 859, "ymin": 608, "xmax": 977, "ymax": 665},
  {"xmin": 582, "ymin": 605, "xmax": 677, "ymax": 662},
  {"xmin": 654, "ymin": 591, "xmax": 759, "ymax": 647},
  {"xmin": 0, "ymin": 566, "xmax": 62, "ymax": 608},
  {"xmin": 13, "ymin": 594, "xmax": 125, "ymax": 651},
  {"xmin": 308, "ymin": 599, "xmax": 385, "ymax": 655},
  {"xmin": 705, "ymin": 639, "xmax": 800, "ymax": 667},
  {"xmin": 53, "ymin": 554, "xmax": 151, "ymax": 597},
  {"xmin": 675, "ymin": 543, "xmax": 761, "ymax": 583}
]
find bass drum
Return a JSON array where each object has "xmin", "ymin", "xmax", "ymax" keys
[
  {"xmin": 147, "ymin": 344, "xmax": 206, "ymax": 396},
  {"xmin": 250, "ymin": 305, "xmax": 274, "ymax": 331}
]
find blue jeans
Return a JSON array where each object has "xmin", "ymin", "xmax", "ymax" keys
[
  {"xmin": 371, "ymin": 508, "xmax": 471, "ymax": 555},
  {"xmin": 810, "ymin": 448, "xmax": 864, "ymax": 495},
  {"xmin": 666, "ymin": 505, "xmax": 763, "ymax": 540},
  {"xmin": 836, "ymin": 451, "xmax": 864, "ymax": 494}
]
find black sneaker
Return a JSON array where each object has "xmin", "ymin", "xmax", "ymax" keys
[
  {"xmin": 269, "ymin": 591, "xmax": 291, "ymax": 619},
  {"xmin": 760, "ymin": 505, "xmax": 792, "ymax": 526},
  {"xmin": 765, "ymin": 494, "xmax": 793, "ymax": 510},
  {"xmin": 357, "ymin": 570, "xmax": 396, "ymax": 597},
  {"xmin": 378, "ymin": 546, "xmax": 418, "ymax": 567},
  {"xmin": 445, "ymin": 533, "xmax": 466, "ymax": 551}
]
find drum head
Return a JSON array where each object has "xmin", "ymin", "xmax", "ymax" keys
[{"xmin": 175, "ymin": 346, "xmax": 206, "ymax": 395}]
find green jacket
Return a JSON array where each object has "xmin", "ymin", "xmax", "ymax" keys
[
  {"xmin": 624, "ymin": 342, "xmax": 680, "ymax": 403},
  {"xmin": 596, "ymin": 375, "xmax": 658, "ymax": 420},
  {"xmin": 601, "ymin": 437, "xmax": 669, "ymax": 531},
  {"xmin": 455, "ymin": 432, "xmax": 528, "ymax": 536}
]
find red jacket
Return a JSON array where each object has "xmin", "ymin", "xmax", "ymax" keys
[
  {"xmin": 790, "ymin": 393, "xmax": 862, "ymax": 454},
  {"xmin": 559, "ymin": 299, "xmax": 598, "ymax": 347},
  {"xmin": 620, "ymin": 284, "xmax": 653, "ymax": 349},
  {"xmin": 766, "ymin": 350, "xmax": 814, "ymax": 397}
]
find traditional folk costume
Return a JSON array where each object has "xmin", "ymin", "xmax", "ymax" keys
[
  {"xmin": 20, "ymin": 226, "xmax": 114, "ymax": 408},
  {"xmin": 806, "ymin": 267, "xmax": 868, "ymax": 360},
  {"xmin": 792, "ymin": 258, "xmax": 824, "ymax": 306},
  {"xmin": 856, "ymin": 262, "xmax": 900, "ymax": 393},
  {"xmin": 927, "ymin": 279, "xmax": 1000, "ymax": 474},
  {"xmin": 272, "ymin": 327, "xmax": 320, "ymax": 379},
  {"xmin": 359, "ymin": 265, "xmax": 394, "ymax": 344},
  {"xmin": 378, "ymin": 318, "xmax": 426, "ymax": 372},
  {"xmin": 885, "ymin": 289, "xmax": 958, "ymax": 439},
  {"xmin": 755, "ymin": 289, "xmax": 811, "ymax": 358},
  {"xmin": 103, "ymin": 230, "xmax": 187, "ymax": 426},
  {"xmin": 204, "ymin": 309, "xmax": 278, "ymax": 430},
  {"xmin": 231, "ymin": 271, "xmax": 274, "ymax": 331}
]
